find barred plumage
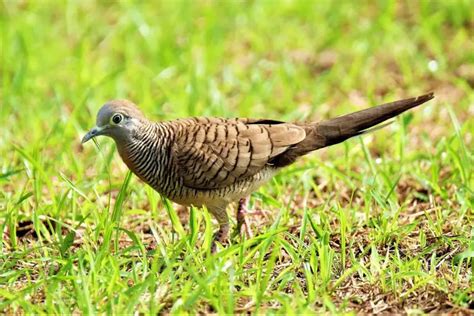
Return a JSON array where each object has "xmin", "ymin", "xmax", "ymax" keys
[{"xmin": 82, "ymin": 92, "xmax": 434, "ymax": 250}]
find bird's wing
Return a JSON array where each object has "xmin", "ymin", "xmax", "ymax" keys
[{"xmin": 171, "ymin": 117, "xmax": 306, "ymax": 190}]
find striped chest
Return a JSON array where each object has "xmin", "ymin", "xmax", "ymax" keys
[{"xmin": 117, "ymin": 124, "xmax": 181, "ymax": 197}]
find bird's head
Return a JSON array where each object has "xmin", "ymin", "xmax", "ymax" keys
[{"xmin": 82, "ymin": 99, "xmax": 146, "ymax": 144}]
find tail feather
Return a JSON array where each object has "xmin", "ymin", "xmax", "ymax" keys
[
  {"xmin": 315, "ymin": 92, "xmax": 434, "ymax": 148},
  {"xmin": 270, "ymin": 92, "xmax": 434, "ymax": 167}
]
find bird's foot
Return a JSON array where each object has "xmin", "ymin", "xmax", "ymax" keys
[
  {"xmin": 234, "ymin": 197, "xmax": 262, "ymax": 239},
  {"xmin": 211, "ymin": 223, "xmax": 229, "ymax": 253}
]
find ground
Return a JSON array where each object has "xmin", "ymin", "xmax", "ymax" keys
[{"xmin": 1, "ymin": 0, "xmax": 473, "ymax": 314}]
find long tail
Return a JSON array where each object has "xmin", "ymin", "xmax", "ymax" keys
[
  {"xmin": 314, "ymin": 92, "xmax": 434, "ymax": 148},
  {"xmin": 271, "ymin": 92, "xmax": 434, "ymax": 167}
]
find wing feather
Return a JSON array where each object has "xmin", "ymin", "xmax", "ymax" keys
[{"xmin": 172, "ymin": 118, "xmax": 306, "ymax": 189}]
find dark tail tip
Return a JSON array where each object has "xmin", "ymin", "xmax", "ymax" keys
[{"xmin": 413, "ymin": 92, "xmax": 435, "ymax": 104}]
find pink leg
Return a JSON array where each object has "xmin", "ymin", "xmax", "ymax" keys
[
  {"xmin": 175, "ymin": 204, "xmax": 189, "ymax": 226},
  {"xmin": 209, "ymin": 205, "xmax": 229, "ymax": 253},
  {"xmin": 211, "ymin": 223, "xmax": 229, "ymax": 253},
  {"xmin": 236, "ymin": 197, "xmax": 253, "ymax": 238}
]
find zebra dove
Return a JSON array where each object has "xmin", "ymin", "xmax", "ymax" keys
[{"xmin": 82, "ymin": 93, "xmax": 434, "ymax": 250}]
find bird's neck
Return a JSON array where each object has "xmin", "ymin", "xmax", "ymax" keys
[{"xmin": 116, "ymin": 122, "xmax": 172, "ymax": 187}]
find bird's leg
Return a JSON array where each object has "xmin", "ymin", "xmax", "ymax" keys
[
  {"xmin": 175, "ymin": 204, "xmax": 189, "ymax": 226},
  {"xmin": 212, "ymin": 223, "xmax": 229, "ymax": 253},
  {"xmin": 208, "ymin": 206, "xmax": 229, "ymax": 253},
  {"xmin": 235, "ymin": 197, "xmax": 254, "ymax": 238}
]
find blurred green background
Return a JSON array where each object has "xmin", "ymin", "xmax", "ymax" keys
[{"xmin": 1, "ymin": 0, "xmax": 473, "ymax": 314}]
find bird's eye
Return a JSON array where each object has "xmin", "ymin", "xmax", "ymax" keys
[{"xmin": 111, "ymin": 113, "xmax": 123, "ymax": 125}]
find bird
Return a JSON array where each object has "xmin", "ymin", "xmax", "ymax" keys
[{"xmin": 82, "ymin": 92, "xmax": 434, "ymax": 250}]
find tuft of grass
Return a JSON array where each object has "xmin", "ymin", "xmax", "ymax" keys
[{"xmin": 1, "ymin": 0, "xmax": 473, "ymax": 313}]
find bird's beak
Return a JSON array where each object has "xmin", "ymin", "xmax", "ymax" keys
[{"xmin": 81, "ymin": 125, "xmax": 105, "ymax": 144}]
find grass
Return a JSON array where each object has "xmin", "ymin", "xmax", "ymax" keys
[{"xmin": 1, "ymin": 0, "xmax": 473, "ymax": 313}]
